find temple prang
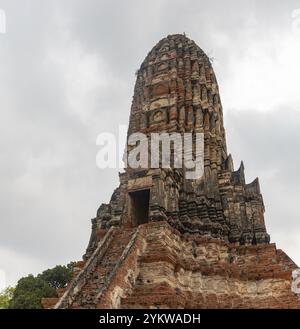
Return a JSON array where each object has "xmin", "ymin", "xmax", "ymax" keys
[
  {"xmin": 42, "ymin": 34, "xmax": 300, "ymax": 309},
  {"xmin": 87, "ymin": 34, "xmax": 269, "ymax": 248}
]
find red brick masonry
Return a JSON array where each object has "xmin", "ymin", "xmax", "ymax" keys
[{"xmin": 44, "ymin": 221, "xmax": 300, "ymax": 309}]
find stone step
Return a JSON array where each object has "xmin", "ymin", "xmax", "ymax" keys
[{"xmin": 70, "ymin": 228, "xmax": 136, "ymax": 308}]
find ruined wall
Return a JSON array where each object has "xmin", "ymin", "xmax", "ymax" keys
[
  {"xmin": 120, "ymin": 222, "xmax": 299, "ymax": 309},
  {"xmin": 47, "ymin": 222, "xmax": 300, "ymax": 309}
]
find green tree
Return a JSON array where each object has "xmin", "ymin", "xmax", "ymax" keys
[
  {"xmin": 9, "ymin": 263, "xmax": 74, "ymax": 309},
  {"xmin": 0, "ymin": 287, "xmax": 15, "ymax": 309},
  {"xmin": 38, "ymin": 264, "xmax": 73, "ymax": 289},
  {"xmin": 9, "ymin": 275, "xmax": 56, "ymax": 309}
]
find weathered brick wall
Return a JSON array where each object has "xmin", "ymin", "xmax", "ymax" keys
[
  {"xmin": 51, "ymin": 221, "xmax": 299, "ymax": 309},
  {"xmin": 118, "ymin": 222, "xmax": 300, "ymax": 309}
]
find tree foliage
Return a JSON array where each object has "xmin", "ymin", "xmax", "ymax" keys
[
  {"xmin": 8, "ymin": 263, "xmax": 73, "ymax": 309},
  {"xmin": 9, "ymin": 275, "xmax": 56, "ymax": 309},
  {"xmin": 0, "ymin": 287, "xmax": 15, "ymax": 309},
  {"xmin": 38, "ymin": 264, "xmax": 73, "ymax": 289}
]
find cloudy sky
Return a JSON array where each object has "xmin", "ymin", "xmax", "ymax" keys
[{"xmin": 0, "ymin": 0, "xmax": 300, "ymax": 288}]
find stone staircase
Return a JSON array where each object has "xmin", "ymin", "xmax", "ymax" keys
[{"xmin": 54, "ymin": 226, "xmax": 137, "ymax": 309}]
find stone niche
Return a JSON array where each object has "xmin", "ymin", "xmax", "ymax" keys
[
  {"xmin": 152, "ymin": 82, "xmax": 169, "ymax": 98},
  {"xmin": 149, "ymin": 97, "xmax": 170, "ymax": 111}
]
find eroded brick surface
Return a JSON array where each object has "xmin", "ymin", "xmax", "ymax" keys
[{"xmin": 120, "ymin": 222, "xmax": 300, "ymax": 309}]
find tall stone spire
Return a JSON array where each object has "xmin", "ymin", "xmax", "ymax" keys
[
  {"xmin": 86, "ymin": 34, "xmax": 269, "ymax": 254},
  {"xmin": 47, "ymin": 35, "xmax": 299, "ymax": 310}
]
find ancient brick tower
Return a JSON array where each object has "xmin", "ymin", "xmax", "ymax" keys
[{"xmin": 44, "ymin": 34, "xmax": 300, "ymax": 309}]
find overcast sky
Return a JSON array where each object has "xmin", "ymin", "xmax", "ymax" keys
[{"xmin": 0, "ymin": 0, "xmax": 300, "ymax": 288}]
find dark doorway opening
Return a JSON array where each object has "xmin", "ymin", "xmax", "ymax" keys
[{"xmin": 129, "ymin": 189, "xmax": 150, "ymax": 226}]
